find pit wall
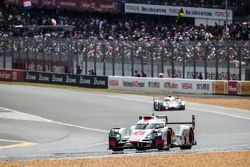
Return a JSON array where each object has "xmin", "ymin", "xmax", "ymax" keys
[{"xmin": 0, "ymin": 69, "xmax": 249, "ymax": 95}]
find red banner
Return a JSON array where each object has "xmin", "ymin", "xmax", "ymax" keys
[
  {"xmin": 4, "ymin": 0, "xmax": 121, "ymax": 13},
  {"xmin": 228, "ymin": 81, "xmax": 237, "ymax": 95},
  {"xmin": 0, "ymin": 69, "xmax": 24, "ymax": 82}
]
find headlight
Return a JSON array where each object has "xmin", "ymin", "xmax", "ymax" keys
[
  {"xmin": 116, "ymin": 134, "xmax": 121, "ymax": 140},
  {"xmin": 145, "ymin": 134, "xmax": 150, "ymax": 139}
]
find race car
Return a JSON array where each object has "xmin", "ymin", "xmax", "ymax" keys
[
  {"xmin": 153, "ymin": 96, "xmax": 185, "ymax": 111},
  {"xmin": 108, "ymin": 114, "xmax": 196, "ymax": 152}
]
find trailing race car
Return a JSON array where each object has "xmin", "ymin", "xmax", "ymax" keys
[
  {"xmin": 108, "ymin": 114, "xmax": 196, "ymax": 152},
  {"xmin": 153, "ymin": 96, "xmax": 185, "ymax": 111}
]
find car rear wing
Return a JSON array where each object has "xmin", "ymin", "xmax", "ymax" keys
[{"xmin": 165, "ymin": 115, "xmax": 195, "ymax": 128}]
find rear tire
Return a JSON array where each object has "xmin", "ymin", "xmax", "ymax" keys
[
  {"xmin": 112, "ymin": 147, "xmax": 124, "ymax": 151},
  {"xmin": 167, "ymin": 129, "xmax": 172, "ymax": 146},
  {"xmin": 154, "ymin": 102, "xmax": 159, "ymax": 111},
  {"xmin": 157, "ymin": 146, "xmax": 163, "ymax": 150},
  {"xmin": 180, "ymin": 129, "xmax": 193, "ymax": 150}
]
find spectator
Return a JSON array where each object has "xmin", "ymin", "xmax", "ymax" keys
[
  {"xmin": 88, "ymin": 69, "xmax": 96, "ymax": 76},
  {"xmin": 142, "ymin": 72, "xmax": 147, "ymax": 77},
  {"xmin": 76, "ymin": 66, "xmax": 81, "ymax": 74},
  {"xmin": 198, "ymin": 72, "xmax": 203, "ymax": 80},
  {"xmin": 134, "ymin": 70, "xmax": 141, "ymax": 77},
  {"xmin": 158, "ymin": 73, "xmax": 164, "ymax": 78}
]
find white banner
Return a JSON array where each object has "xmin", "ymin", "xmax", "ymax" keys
[
  {"xmin": 125, "ymin": 3, "xmax": 232, "ymax": 20},
  {"xmin": 108, "ymin": 76, "xmax": 213, "ymax": 94}
]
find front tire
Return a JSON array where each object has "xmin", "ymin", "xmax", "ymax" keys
[{"xmin": 111, "ymin": 147, "xmax": 124, "ymax": 151}]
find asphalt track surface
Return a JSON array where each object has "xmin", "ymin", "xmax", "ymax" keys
[{"xmin": 0, "ymin": 84, "xmax": 250, "ymax": 161}]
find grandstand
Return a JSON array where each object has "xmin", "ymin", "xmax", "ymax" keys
[{"xmin": 0, "ymin": 0, "xmax": 249, "ymax": 80}]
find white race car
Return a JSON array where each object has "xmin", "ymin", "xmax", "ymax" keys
[
  {"xmin": 109, "ymin": 114, "xmax": 196, "ymax": 151},
  {"xmin": 153, "ymin": 96, "xmax": 185, "ymax": 111}
]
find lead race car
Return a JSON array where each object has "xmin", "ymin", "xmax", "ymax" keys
[
  {"xmin": 109, "ymin": 114, "xmax": 196, "ymax": 152},
  {"xmin": 153, "ymin": 96, "xmax": 185, "ymax": 111}
]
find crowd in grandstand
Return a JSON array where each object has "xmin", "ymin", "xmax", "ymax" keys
[
  {"xmin": 0, "ymin": 2, "xmax": 249, "ymax": 75},
  {"xmin": 0, "ymin": 4, "xmax": 249, "ymax": 40}
]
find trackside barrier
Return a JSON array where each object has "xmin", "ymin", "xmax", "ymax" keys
[
  {"xmin": 24, "ymin": 71, "xmax": 108, "ymax": 88},
  {"xmin": 108, "ymin": 76, "xmax": 250, "ymax": 95},
  {"xmin": 0, "ymin": 68, "xmax": 24, "ymax": 82},
  {"xmin": 0, "ymin": 69, "xmax": 249, "ymax": 95},
  {"xmin": 108, "ymin": 76, "xmax": 213, "ymax": 94},
  {"xmin": 0, "ymin": 69, "xmax": 108, "ymax": 89}
]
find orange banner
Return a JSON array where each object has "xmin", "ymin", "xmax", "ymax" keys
[
  {"xmin": 212, "ymin": 81, "xmax": 226, "ymax": 94},
  {"xmin": 238, "ymin": 82, "xmax": 250, "ymax": 95}
]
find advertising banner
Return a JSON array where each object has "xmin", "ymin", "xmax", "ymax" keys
[
  {"xmin": 51, "ymin": 73, "xmax": 65, "ymax": 84},
  {"xmin": 0, "ymin": 69, "xmax": 24, "ymax": 82},
  {"xmin": 228, "ymin": 81, "xmax": 238, "ymax": 95},
  {"xmin": 108, "ymin": 76, "xmax": 213, "ymax": 94},
  {"xmin": 212, "ymin": 81, "xmax": 227, "ymax": 94},
  {"xmin": 24, "ymin": 71, "xmax": 108, "ymax": 88},
  {"xmin": 92, "ymin": 76, "xmax": 108, "ymax": 89},
  {"xmin": 38, "ymin": 72, "xmax": 52, "ymax": 83},
  {"xmin": 25, "ymin": 71, "xmax": 39, "ymax": 82},
  {"xmin": 65, "ymin": 74, "xmax": 78, "ymax": 86},
  {"xmin": 238, "ymin": 82, "xmax": 250, "ymax": 95},
  {"xmin": 125, "ymin": 3, "xmax": 232, "ymax": 20}
]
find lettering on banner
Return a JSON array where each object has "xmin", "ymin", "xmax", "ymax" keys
[
  {"xmin": 0, "ymin": 72, "xmax": 4, "ymax": 79},
  {"xmin": 66, "ymin": 75, "xmax": 76, "ymax": 84},
  {"xmin": 141, "ymin": 6, "xmax": 167, "ymax": 13},
  {"xmin": 185, "ymin": 9, "xmax": 212, "ymax": 17},
  {"xmin": 182, "ymin": 83, "xmax": 192, "ymax": 89},
  {"xmin": 39, "ymin": 73, "xmax": 50, "ymax": 82},
  {"xmin": 79, "ymin": 76, "xmax": 91, "ymax": 84},
  {"xmin": 126, "ymin": 5, "xmax": 139, "ymax": 11},
  {"xmin": 52, "ymin": 74, "xmax": 63, "ymax": 83},
  {"xmin": 242, "ymin": 84, "xmax": 250, "ymax": 92},
  {"xmin": 123, "ymin": 81, "xmax": 145, "ymax": 88},
  {"xmin": 0, "ymin": 72, "xmax": 10, "ymax": 80},
  {"xmin": 94, "ymin": 77, "xmax": 106, "ymax": 86},
  {"xmin": 5, "ymin": 73, "xmax": 11, "ymax": 80},
  {"xmin": 215, "ymin": 83, "xmax": 224, "ymax": 90},
  {"xmin": 12, "ymin": 72, "xmax": 17, "ymax": 80},
  {"xmin": 148, "ymin": 82, "xmax": 160, "ymax": 88},
  {"xmin": 164, "ymin": 82, "xmax": 178, "ymax": 89},
  {"xmin": 196, "ymin": 83, "xmax": 209, "ymax": 91},
  {"xmin": 109, "ymin": 80, "xmax": 119, "ymax": 86},
  {"xmin": 228, "ymin": 85, "xmax": 237, "ymax": 92},
  {"xmin": 26, "ymin": 72, "xmax": 36, "ymax": 80}
]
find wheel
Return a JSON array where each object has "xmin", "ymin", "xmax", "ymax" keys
[
  {"xmin": 157, "ymin": 145, "xmax": 163, "ymax": 150},
  {"xmin": 135, "ymin": 147, "xmax": 146, "ymax": 151},
  {"xmin": 180, "ymin": 129, "xmax": 193, "ymax": 150},
  {"xmin": 181, "ymin": 105, "xmax": 185, "ymax": 110},
  {"xmin": 112, "ymin": 147, "xmax": 124, "ymax": 151},
  {"xmin": 154, "ymin": 102, "xmax": 159, "ymax": 111},
  {"xmin": 180, "ymin": 145, "xmax": 191, "ymax": 150},
  {"xmin": 167, "ymin": 129, "xmax": 172, "ymax": 146}
]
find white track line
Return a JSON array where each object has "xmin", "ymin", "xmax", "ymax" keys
[
  {"xmin": 0, "ymin": 139, "xmax": 37, "ymax": 150},
  {"xmin": 190, "ymin": 107, "xmax": 250, "ymax": 120},
  {"xmin": 0, "ymin": 106, "xmax": 108, "ymax": 133}
]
